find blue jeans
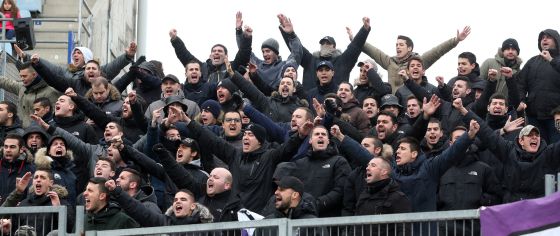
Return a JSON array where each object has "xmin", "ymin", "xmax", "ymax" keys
[
  {"xmin": 5, "ymin": 29, "xmax": 15, "ymax": 40},
  {"xmin": 527, "ymin": 116, "xmax": 560, "ymax": 144}
]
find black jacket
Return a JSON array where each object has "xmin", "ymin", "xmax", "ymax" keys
[
  {"xmin": 50, "ymin": 112, "xmax": 98, "ymax": 144},
  {"xmin": 171, "ymin": 29, "xmax": 251, "ymax": 84},
  {"xmin": 230, "ymin": 71, "xmax": 306, "ymax": 123},
  {"xmin": 283, "ymin": 26, "xmax": 370, "ymax": 91},
  {"xmin": 185, "ymin": 120, "xmax": 304, "ymax": 214},
  {"xmin": 518, "ymin": 29, "xmax": 560, "ymax": 119},
  {"xmin": 183, "ymin": 80, "xmax": 217, "ymax": 106},
  {"xmin": 466, "ymin": 111, "xmax": 560, "ymax": 202},
  {"xmin": 437, "ymin": 145, "xmax": 502, "ymax": 210},
  {"xmin": 85, "ymin": 203, "xmax": 139, "ymax": 231},
  {"xmin": 265, "ymin": 194, "xmax": 317, "ymax": 219},
  {"xmin": 354, "ymin": 70, "xmax": 392, "ymax": 105},
  {"xmin": 292, "ymin": 146, "xmax": 351, "ymax": 217}
]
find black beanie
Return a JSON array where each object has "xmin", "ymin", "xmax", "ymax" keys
[
  {"xmin": 246, "ymin": 123, "xmax": 267, "ymax": 144},
  {"xmin": 217, "ymin": 79, "xmax": 239, "ymax": 93},
  {"xmin": 502, "ymin": 38, "xmax": 520, "ymax": 54}
]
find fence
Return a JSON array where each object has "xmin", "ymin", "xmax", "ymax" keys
[
  {"xmin": 86, "ymin": 209, "xmax": 480, "ymax": 236},
  {"xmin": 0, "ymin": 206, "xmax": 68, "ymax": 236}
]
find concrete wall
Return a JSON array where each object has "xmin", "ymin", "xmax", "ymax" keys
[{"xmin": 89, "ymin": 0, "xmax": 137, "ymax": 65}]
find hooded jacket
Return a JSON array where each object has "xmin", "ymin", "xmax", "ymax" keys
[
  {"xmin": 340, "ymin": 98, "xmax": 370, "ymax": 136},
  {"xmin": 185, "ymin": 120, "xmax": 305, "ymax": 214},
  {"xmin": 354, "ymin": 69, "xmax": 392, "ymax": 104},
  {"xmin": 518, "ymin": 29, "xmax": 560, "ymax": 119},
  {"xmin": 2, "ymin": 184, "xmax": 72, "ymax": 234},
  {"xmin": 292, "ymin": 146, "xmax": 351, "ymax": 217},
  {"xmin": 250, "ymin": 29, "xmax": 303, "ymax": 88},
  {"xmin": 84, "ymin": 83, "xmax": 124, "ymax": 118},
  {"xmin": 144, "ymin": 91, "xmax": 201, "ymax": 123},
  {"xmin": 50, "ymin": 111, "xmax": 98, "ymax": 145},
  {"xmin": 466, "ymin": 111, "xmax": 560, "ymax": 202},
  {"xmin": 0, "ymin": 150, "xmax": 34, "ymax": 205},
  {"xmin": 34, "ymin": 147, "xmax": 78, "ymax": 206},
  {"xmin": 0, "ymin": 116, "xmax": 24, "ymax": 144},
  {"xmin": 0, "ymin": 75, "xmax": 61, "ymax": 128}
]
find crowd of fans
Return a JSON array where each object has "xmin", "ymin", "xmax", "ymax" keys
[{"xmin": 0, "ymin": 10, "xmax": 559, "ymax": 236}]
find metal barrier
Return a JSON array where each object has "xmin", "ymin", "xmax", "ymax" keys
[
  {"xmin": 84, "ymin": 209, "xmax": 480, "ymax": 236},
  {"xmin": 545, "ymin": 173, "xmax": 560, "ymax": 196},
  {"xmin": 86, "ymin": 218, "xmax": 289, "ymax": 236},
  {"xmin": 0, "ymin": 206, "xmax": 68, "ymax": 236}
]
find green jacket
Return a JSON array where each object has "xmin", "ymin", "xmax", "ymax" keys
[
  {"xmin": 363, "ymin": 37, "xmax": 459, "ymax": 93},
  {"xmin": 479, "ymin": 49, "xmax": 523, "ymax": 99},
  {"xmin": 84, "ymin": 204, "xmax": 139, "ymax": 231},
  {"xmin": 0, "ymin": 76, "xmax": 61, "ymax": 128}
]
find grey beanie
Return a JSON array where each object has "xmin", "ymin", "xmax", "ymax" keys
[{"xmin": 261, "ymin": 38, "xmax": 280, "ymax": 55}]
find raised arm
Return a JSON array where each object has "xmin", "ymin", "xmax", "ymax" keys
[
  {"xmin": 169, "ymin": 29, "xmax": 199, "ymax": 67},
  {"xmin": 0, "ymin": 76, "xmax": 21, "ymax": 94},
  {"xmin": 152, "ymin": 144, "xmax": 204, "ymax": 195},
  {"xmin": 101, "ymin": 42, "xmax": 135, "ymax": 81},
  {"xmin": 421, "ymin": 26, "xmax": 470, "ymax": 69},
  {"xmin": 426, "ymin": 120, "xmax": 475, "ymax": 180},
  {"xmin": 333, "ymin": 17, "xmax": 371, "ymax": 85},
  {"xmin": 106, "ymin": 181, "xmax": 166, "ymax": 227},
  {"xmin": 331, "ymin": 125, "xmax": 371, "ymax": 167},
  {"xmin": 31, "ymin": 55, "xmax": 75, "ymax": 93},
  {"xmin": 66, "ymin": 88, "xmax": 114, "ymax": 129},
  {"xmin": 243, "ymin": 104, "xmax": 288, "ymax": 143}
]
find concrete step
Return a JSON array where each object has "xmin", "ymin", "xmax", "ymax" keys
[
  {"xmin": 33, "ymin": 19, "xmax": 79, "ymax": 32},
  {"xmin": 26, "ymin": 47, "xmax": 69, "ymax": 65}
]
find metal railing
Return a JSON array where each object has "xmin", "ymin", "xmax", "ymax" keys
[
  {"xmin": 85, "ymin": 210, "xmax": 480, "ymax": 236},
  {"xmin": 0, "ymin": 206, "xmax": 68, "ymax": 236},
  {"xmin": 545, "ymin": 173, "xmax": 560, "ymax": 196}
]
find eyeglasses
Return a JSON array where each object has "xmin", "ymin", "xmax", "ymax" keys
[{"xmin": 224, "ymin": 118, "xmax": 241, "ymax": 123}]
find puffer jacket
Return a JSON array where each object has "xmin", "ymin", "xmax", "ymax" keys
[
  {"xmin": 0, "ymin": 150, "xmax": 34, "ymax": 205},
  {"xmin": 34, "ymin": 147, "xmax": 78, "ymax": 206}
]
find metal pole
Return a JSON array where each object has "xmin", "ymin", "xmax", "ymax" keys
[
  {"xmin": 136, "ymin": 0, "xmax": 148, "ymax": 58},
  {"xmin": 77, "ymin": 0, "xmax": 83, "ymax": 46},
  {"xmin": 545, "ymin": 174, "xmax": 556, "ymax": 196},
  {"xmin": 67, "ymin": 31, "xmax": 74, "ymax": 64}
]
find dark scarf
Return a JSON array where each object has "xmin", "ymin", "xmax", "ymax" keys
[{"xmin": 365, "ymin": 178, "xmax": 391, "ymax": 194}]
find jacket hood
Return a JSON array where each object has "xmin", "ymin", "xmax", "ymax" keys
[
  {"xmin": 23, "ymin": 125, "xmax": 49, "ymax": 145},
  {"xmin": 28, "ymin": 184, "xmax": 69, "ymax": 199},
  {"xmin": 538, "ymin": 29, "xmax": 560, "ymax": 55},
  {"xmin": 134, "ymin": 185, "xmax": 158, "ymax": 204},
  {"xmin": 85, "ymin": 83, "xmax": 122, "ymax": 102},
  {"xmin": 165, "ymin": 202, "xmax": 214, "ymax": 223},
  {"xmin": 34, "ymin": 147, "xmax": 74, "ymax": 169},
  {"xmin": 515, "ymin": 138, "xmax": 547, "ymax": 162}
]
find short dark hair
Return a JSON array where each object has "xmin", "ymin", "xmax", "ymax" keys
[
  {"xmin": 35, "ymin": 167, "xmax": 54, "ymax": 181},
  {"xmin": 33, "ymin": 97, "xmax": 52, "ymax": 110},
  {"xmin": 0, "ymin": 101, "xmax": 17, "ymax": 117},
  {"xmin": 458, "ymin": 52, "xmax": 477, "ymax": 64},
  {"xmin": 97, "ymin": 156, "xmax": 116, "ymax": 171},
  {"xmin": 489, "ymin": 93, "xmax": 508, "ymax": 107},
  {"xmin": 377, "ymin": 110, "xmax": 397, "ymax": 124},
  {"xmin": 364, "ymin": 135, "xmax": 384, "ymax": 150},
  {"xmin": 406, "ymin": 95, "xmax": 422, "ymax": 107},
  {"xmin": 18, "ymin": 61, "xmax": 35, "ymax": 72},
  {"xmin": 106, "ymin": 122, "xmax": 124, "ymax": 133},
  {"xmin": 122, "ymin": 168, "xmax": 142, "ymax": 186},
  {"xmin": 338, "ymin": 82, "xmax": 354, "ymax": 94},
  {"xmin": 4, "ymin": 133, "xmax": 23, "ymax": 147},
  {"xmin": 552, "ymin": 106, "xmax": 560, "ymax": 116},
  {"xmin": 177, "ymin": 189, "xmax": 196, "ymax": 201},
  {"xmin": 295, "ymin": 107, "xmax": 314, "ymax": 121},
  {"xmin": 397, "ymin": 137, "xmax": 420, "ymax": 152},
  {"xmin": 451, "ymin": 125, "xmax": 468, "ymax": 134},
  {"xmin": 397, "ymin": 35, "xmax": 414, "ymax": 50},
  {"xmin": 428, "ymin": 117, "xmax": 442, "ymax": 128},
  {"xmin": 185, "ymin": 59, "xmax": 202, "ymax": 69},
  {"xmin": 86, "ymin": 59, "xmax": 101, "ymax": 68},
  {"xmin": 88, "ymin": 177, "xmax": 109, "ymax": 194},
  {"xmin": 454, "ymin": 76, "xmax": 472, "ymax": 89},
  {"xmin": 407, "ymin": 56, "xmax": 424, "ymax": 69}
]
